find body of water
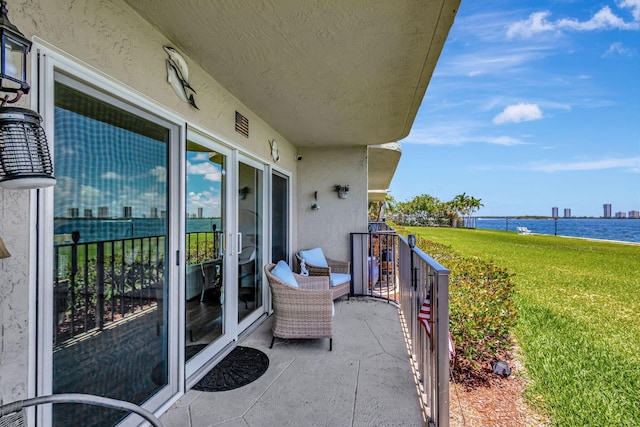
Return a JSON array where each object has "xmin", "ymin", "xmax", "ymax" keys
[
  {"xmin": 55, "ymin": 218, "xmax": 222, "ymax": 243},
  {"xmin": 476, "ymin": 218, "xmax": 640, "ymax": 243}
]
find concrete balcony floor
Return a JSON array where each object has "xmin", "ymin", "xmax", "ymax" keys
[{"xmin": 160, "ymin": 297, "xmax": 426, "ymax": 427}]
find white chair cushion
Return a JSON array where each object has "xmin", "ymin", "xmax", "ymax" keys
[
  {"xmin": 271, "ymin": 260, "xmax": 298, "ymax": 288},
  {"xmin": 299, "ymin": 248, "xmax": 328, "ymax": 267},
  {"xmin": 330, "ymin": 273, "xmax": 351, "ymax": 287}
]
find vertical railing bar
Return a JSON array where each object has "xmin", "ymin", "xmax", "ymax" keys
[
  {"xmin": 120, "ymin": 239, "xmax": 126, "ymax": 318},
  {"xmin": 70, "ymin": 241, "xmax": 77, "ymax": 339},
  {"xmin": 83, "ymin": 243, "xmax": 89, "ymax": 333},
  {"xmin": 54, "ymin": 245, "xmax": 60, "ymax": 345},
  {"xmin": 110, "ymin": 241, "xmax": 115, "ymax": 323},
  {"xmin": 96, "ymin": 242, "xmax": 105, "ymax": 330}
]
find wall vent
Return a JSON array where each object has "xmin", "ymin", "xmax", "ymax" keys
[{"xmin": 235, "ymin": 111, "xmax": 249, "ymax": 138}]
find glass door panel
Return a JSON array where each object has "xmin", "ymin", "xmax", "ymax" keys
[
  {"xmin": 271, "ymin": 172, "xmax": 289, "ymax": 263},
  {"xmin": 52, "ymin": 79, "xmax": 172, "ymax": 426},
  {"xmin": 238, "ymin": 162, "xmax": 263, "ymax": 323},
  {"xmin": 185, "ymin": 143, "xmax": 226, "ymax": 360}
]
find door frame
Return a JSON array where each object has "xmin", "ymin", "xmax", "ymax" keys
[
  {"xmin": 236, "ymin": 154, "xmax": 269, "ymax": 332},
  {"xmin": 34, "ymin": 43, "xmax": 184, "ymax": 423},
  {"xmin": 183, "ymin": 128, "xmax": 236, "ymax": 381}
]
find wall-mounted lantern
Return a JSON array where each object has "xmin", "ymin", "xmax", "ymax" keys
[
  {"xmin": 334, "ymin": 185, "xmax": 349, "ymax": 199},
  {"xmin": 0, "ymin": 1, "xmax": 55, "ymax": 190}
]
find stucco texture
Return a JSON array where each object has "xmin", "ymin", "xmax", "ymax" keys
[
  {"xmin": 0, "ymin": 190, "xmax": 30, "ymax": 403},
  {"xmin": 296, "ymin": 147, "xmax": 368, "ymax": 261}
]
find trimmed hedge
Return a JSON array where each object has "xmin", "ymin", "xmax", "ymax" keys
[{"xmin": 401, "ymin": 230, "xmax": 517, "ymax": 387}]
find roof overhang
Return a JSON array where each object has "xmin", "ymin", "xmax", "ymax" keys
[
  {"xmin": 368, "ymin": 143, "xmax": 402, "ymax": 202},
  {"xmin": 124, "ymin": 0, "xmax": 460, "ymax": 147}
]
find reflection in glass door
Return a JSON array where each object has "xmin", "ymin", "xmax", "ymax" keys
[
  {"xmin": 238, "ymin": 162, "xmax": 263, "ymax": 323},
  {"xmin": 185, "ymin": 144, "xmax": 225, "ymax": 361},
  {"xmin": 51, "ymin": 77, "xmax": 173, "ymax": 426}
]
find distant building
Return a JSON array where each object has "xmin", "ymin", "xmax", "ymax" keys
[
  {"xmin": 98, "ymin": 206, "xmax": 109, "ymax": 218},
  {"xmin": 198, "ymin": 207, "xmax": 203, "ymax": 218},
  {"xmin": 603, "ymin": 204, "xmax": 612, "ymax": 218},
  {"xmin": 150, "ymin": 207, "xmax": 158, "ymax": 218},
  {"xmin": 615, "ymin": 211, "xmax": 626, "ymax": 218},
  {"xmin": 629, "ymin": 210, "xmax": 640, "ymax": 219},
  {"xmin": 123, "ymin": 206, "xmax": 132, "ymax": 218},
  {"xmin": 84, "ymin": 209, "xmax": 93, "ymax": 218},
  {"xmin": 563, "ymin": 208, "xmax": 571, "ymax": 218},
  {"xmin": 67, "ymin": 208, "xmax": 79, "ymax": 218},
  {"xmin": 551, "ymin": 207, "xmax": 559, "ymax": 218},
  {"xmin": 160, "ymin": 210, "xmax": 166, "ymax": 218}
]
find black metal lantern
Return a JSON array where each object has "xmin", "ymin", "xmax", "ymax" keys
[
  {"xmin": 0, "ymin": 2, "xmax": 55, "ymax": 189},
  {"xmin": 0, "ymin": 107, "xmax": 55, "ymax": 189},
  {"xmin": 0, "ymin": 0, "xmax": 31, "ymax": 95}
]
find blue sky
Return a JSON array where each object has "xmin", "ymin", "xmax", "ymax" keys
[{"xmin": 390, "ymin": 0, "xmax": 640, "ymax": 217}]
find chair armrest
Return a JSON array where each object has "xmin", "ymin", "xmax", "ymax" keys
[
  {"xmin": 327, "ymin": 258, "xmax": 350, "ymax": 274},
  {"xmin": 293, "ymin": 273, "xmax": 330, "ymax": 290}
]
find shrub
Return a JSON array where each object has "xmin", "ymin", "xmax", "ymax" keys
[{"xmin": 412, "ymin": 233, "xmax": 517, "ymax": 387}]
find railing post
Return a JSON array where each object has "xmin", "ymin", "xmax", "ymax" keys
[
  {"xmin": 96, "ymin": 242, "xmax": 105, "ymax": 330},
  {"xmin": 433, "ymin": 268, "xmax": 450, "ymax": 427}
]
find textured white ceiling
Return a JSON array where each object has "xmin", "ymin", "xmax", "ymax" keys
[{"xmin": 124, "ymin": 0, "xmax": 459, "ymax": 147}]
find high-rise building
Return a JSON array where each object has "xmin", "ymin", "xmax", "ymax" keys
[
  {"xmin": 603, "ymin": 204, "xmax": 612, "ymax": 218},
  {"xmin": 84, "ymin": 209, "xmax": 93, "ymax": 218},
  {"xmin": 198, "ymin": 207, "xmax": 203, "ymax": 218},
  {"xmin": 123, "ymin": 206, "xmax": 132, "ymax": 218},
  {"xmin": 615, "ymin": 211, "xmax": 627, "ymax": 218},
  {"xmin": 563, "ymin": 208, "xmax": 571, "ymax": 218},
  {"xmin": 67, "ymin": 208, "xmax": 79, "ymax": 218},
  {"xmin": 150, "ymin": 207, "xmax": 158, "ymax": 218},
  {"xmin": 98, "ymin": 206, "xmax": 109, "ymax": 218},
  {"xmin": 629, "ymin": 210, "xmax": 639, "ymax": 219},
  {"xmin": 551, "ymin": 207, "xmax": 559, "ymax": 218}
]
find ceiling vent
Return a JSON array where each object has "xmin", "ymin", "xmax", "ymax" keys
[{"xmin": 235, "ymin": 111, "xmax": 248, "ymax": 138}]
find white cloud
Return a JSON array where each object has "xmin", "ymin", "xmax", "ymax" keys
[
  {"xmin": 557, "ymin": 6, "xmax": 634, "ymax": 31},
  {"xmin": 187, "ymin": 161, "xmax": 222, "ymax": 182},
  {"xmin": 488, "ymin": 136, "xmax": 528, "ymax": 146},
  {"xmin": 531, "ymin": 156, "xmax": 640, "ymax": 172},
  {"xmin": 102, "ymin": 171, "xmax": 124, "ymax": 180},
  {"xmin": 493, "ymin": 103, "xmax": 543, "ymax": 124},
  {"xmin": 603, "ymin": 42, "xmax": 635, "ymax": 56},
  {"xmin": 507, "ymin": 3, "xmax": 640, "ymax": 39},
  {"xmin": 621, "ymin": 0, "xmax": 640, "ymax": 21},
  {"xmin": 402, "ymin": 122, "xmax": 529, "ymax": 146},
  {"xmin": 507, "ymin": 11, "xmax": 557, "ymax": 39},
  {"xmin": 149, "ymin": 165, "xmax": 167, "ymax": 183}
]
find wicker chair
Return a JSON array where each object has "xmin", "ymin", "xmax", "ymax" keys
[
  {"xmin": 295, "ymin": 248, "xmax": 351, "ymax": 300},
  {"xmin": 265, "ymin": 263, "xmax": 334, "ymax": 351}
]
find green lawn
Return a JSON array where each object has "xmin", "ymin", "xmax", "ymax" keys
[{"xmin": 403, "ymin": 226, "xmax": 640, "ymax": 426}]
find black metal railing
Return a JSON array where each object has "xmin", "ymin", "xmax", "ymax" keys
[
  {"xmin": 351, "ymin": 226, "xmax": 450, "ymax": 427},
  {"xmin": 53, "ymin": 231, "xmax": 219, "ymax": 346}
]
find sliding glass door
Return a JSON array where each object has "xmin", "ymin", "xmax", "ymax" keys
[
  {"xmin": 237, "ymin": 159, "xmax": 265, "ymax": 326},
  {"xmin": 50, "ymin": 74, "xmax": 177, "ymax": 426},
  {"xmin": 184, "ymin": 136, "xmax": 230, "ymax": 369},
  {"xmin": 271, "ymin": 171, "xmax": 289, "ymax": 263}
]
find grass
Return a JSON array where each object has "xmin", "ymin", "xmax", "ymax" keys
[{"xmin": 402, "ymin": 226, "xmax": 640, "ymax": 427}]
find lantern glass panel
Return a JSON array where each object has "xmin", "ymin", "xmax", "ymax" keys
[{"xmin": 1, "ymin": 34, "xmax": 27, "ymax": 91}]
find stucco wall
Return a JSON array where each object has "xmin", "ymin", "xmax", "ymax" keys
[
  {"xmin": 1, "ymin": 0, "xmax": 300, "ymax": 403},
  {"xmin": 296, "ymin": 147, "xmax": 368, "ymax": 261},
  {"xmin": 0, "ymin": 190, "xmax": 31, "ymax": 404}
]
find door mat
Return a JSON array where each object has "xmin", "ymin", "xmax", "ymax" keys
[{"xmin": 193, "ymin": 346, "xmax": 269, "ymax": 392}]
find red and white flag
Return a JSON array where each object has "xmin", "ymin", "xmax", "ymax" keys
[{"xmin": 418, "ymin": 298, "xmax": 456, "ymax": 359}]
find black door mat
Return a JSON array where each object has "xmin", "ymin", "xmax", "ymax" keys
[{"xmin": 193, "ymin": 346, "xmax": 269, "ymax": 392}]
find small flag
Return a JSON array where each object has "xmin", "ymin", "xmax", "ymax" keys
[{"xmin": 418, "ymin": 297, "xmax": 456, "ymax": 359}]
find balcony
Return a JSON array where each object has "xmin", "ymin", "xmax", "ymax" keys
[
  {"xmin": 51, "ymin": 225, "xmax": 451, "ymax": 426},
  {"xmin": 161, "ymin": 224, "xmax": 451, "ymax": 427}
]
